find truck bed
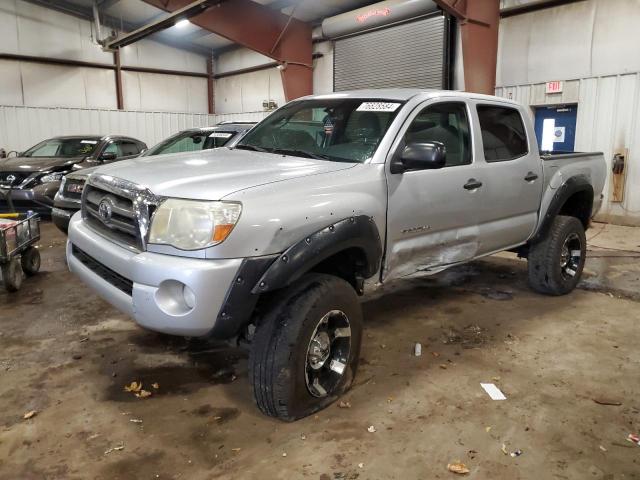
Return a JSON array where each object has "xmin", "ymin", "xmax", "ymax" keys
[{"xmin": 538, "ymin": 151, "xmax": 607, "ymax": 229}]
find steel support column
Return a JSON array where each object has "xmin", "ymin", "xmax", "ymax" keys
[
  {"xmin": 207, "ymin": 55, "xmax": 215, "ymax": 114},
  {"xmin": 114, "ymin": 50, "xmax": 124, "ymax": 110},
  {"xmin": 434, "ymin": 0, "xmax": 500, "ymax": 95},
  {"xmin": 142, "ymin": 0, "xmax": 313, "ymax": 101}
]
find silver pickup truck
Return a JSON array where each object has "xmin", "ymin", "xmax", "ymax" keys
[{"xmin": 67, "ymin": 89, "xmax": 606, "ymax": 420}]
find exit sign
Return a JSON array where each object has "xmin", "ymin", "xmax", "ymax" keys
[{"xmin": 546, "ymin": 81, "xmax": 563, "ymax": 94}]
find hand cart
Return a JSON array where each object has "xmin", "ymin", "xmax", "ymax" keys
[{"xmin": 0, "ymin": 189, "xmax": 41, "ymax": 292}]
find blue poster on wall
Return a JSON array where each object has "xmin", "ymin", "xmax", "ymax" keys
[{"xmin": 534, "ymin": 105, "xmax": 578, "ymax": 153}]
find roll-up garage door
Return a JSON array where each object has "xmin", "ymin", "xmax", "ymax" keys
[{"xmin": 334, "ymin": 14, "xmax": 448, "ymax": 91}]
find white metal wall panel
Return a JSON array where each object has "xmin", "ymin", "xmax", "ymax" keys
[
  {"xmin": 495, "ymin": 73, "xmax": 640, "ymax": 223},
  {"xmin": 0, "ymin": 60, "xmax": 23, "ymax": 105},
  {"xmin": 498, "ymin": 0, "xmax": 640, "ymax": 86},
  {"xmin": 5, "ymin": 0, "xmax": 113, "ymax": 64},
  {"xmin": 121, "ymin": 71, "xmax": 208, "ymax": 113},
  {"xmin": 120, "ymin": 39, "xmax": 207, "ymax": 73},
  {"xmin": 0, "ymin": 105, "xmax": 269, "ymax": 153},
  {"xmin": 214, "ymin": 69, "xmax": 286, "ymax": 114},
  {"xmin": 215, "ymin": 49, "xmax": 273, "ymax": 75},
  {"xmin": 334, "ymin": 15, "xmax": 446, "ymax": 91}
]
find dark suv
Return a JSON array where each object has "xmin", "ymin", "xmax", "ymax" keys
[{"xmin": 0, "ymin": 135, "xmax": 146, "ymax": 216}]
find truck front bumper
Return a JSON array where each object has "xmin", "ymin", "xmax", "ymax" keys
[{"xmin": 66, "ymin": 213, "xmax": 243, "ymax": 337}]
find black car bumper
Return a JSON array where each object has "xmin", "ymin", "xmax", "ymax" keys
[
  {"xmin": 52, "ymin": 207, "xmax": 78, "ymax": 234},
  {"xmin": 52, "ymin": 194, "xmax": 81, "ymax": 234},
  {"xmin": 0, "ymin": 186, "xmax": 57, "ymax": 217}
]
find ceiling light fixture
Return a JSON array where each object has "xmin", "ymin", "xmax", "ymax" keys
[{"xmin": 175, "ymin": 19, "xmax": 191, "ymax": 28}]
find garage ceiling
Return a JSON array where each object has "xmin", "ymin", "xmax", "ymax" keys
[{"xmin": 27, "ymin": 0, "xmax": 380, "ymax": 55}]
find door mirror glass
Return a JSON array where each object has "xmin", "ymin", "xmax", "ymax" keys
[
  {"xmin": 392, "ymin": 141, "xmax": 446, "ymax": 173},
  {"xmin": 100, "ymin": 151, "xmax": 117, "ymax": 161}
]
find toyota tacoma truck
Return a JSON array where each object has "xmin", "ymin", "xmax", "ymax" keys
[{"xmin": 67, "ymin": 90, "xmax": 606, "ymax": 420}]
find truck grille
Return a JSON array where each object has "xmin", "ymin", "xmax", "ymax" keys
[
  {"xmin": 72, "ymin": 245, "xmax": 133, "ymax": 295},
  {"xmin": 81, "ymin": 174, "xmax": 160, "ymax": 251}
]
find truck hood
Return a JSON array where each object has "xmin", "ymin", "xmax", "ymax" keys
[
  {"xmin": 93, "ymin": 148, "xmax": 357, "ymax": 200},
  {"xmin": 0, "ymin": 156, "xmax": 85, "ymax": 173}
]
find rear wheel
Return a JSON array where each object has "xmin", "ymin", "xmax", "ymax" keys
[
  {"xmin": 249, "ymin": 273, "xmax": 362, "ymax": 421},
  {"xmin": 21, "ymin": 247, "xmax": 41, "ymax": 277},
  {"xmin": 527, "ymin": 215, "xmax": 586, "ymax": 295},
  {"xmin": 1, "ymin": 258, "xmax": 23, "ymax": 292}
]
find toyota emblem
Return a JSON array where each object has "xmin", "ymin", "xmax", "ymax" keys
[{"xmin": 98, "ymin": 198, "xmax": 113, "ymax": 224}]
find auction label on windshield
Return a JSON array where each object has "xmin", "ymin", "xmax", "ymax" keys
[
  {"xmin": 81, "ymin": 140, "xmax": 98, "ymax": 144},
  {"xmin": 209, "ymin": 132, "xmax": 233, "ymax": 138},
  {"xmin": 356, "ymin": 102, "xmax": 401, "ymax": 112}
]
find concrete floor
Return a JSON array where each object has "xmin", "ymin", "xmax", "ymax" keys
[{"xmin": 1, "ymin": 222, "xmax": 639, "ymax": 480}]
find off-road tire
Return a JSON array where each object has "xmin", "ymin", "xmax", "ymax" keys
[
  {"xmin": 21, "ymin": 247, "xmax": 41, "ymax": 277},
  {"xmin": 1, "ymin": 258, "xmax": 23, "ymax": 292},
  {"xmin": 249, "ymin": 273, "xmax": 362, "ymax": 421},
  {"xmin": 528, "ymin": 215, "xmax": 586, "ymax": 295}
]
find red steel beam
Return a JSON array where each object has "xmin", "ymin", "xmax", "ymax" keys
[
  {"xmin": 434, "ymin": 0, "xmax": 500, "ymax": 95},
  {"xmin": 142, "ymin": 0, "xmax": 313, "ymax": 101}
]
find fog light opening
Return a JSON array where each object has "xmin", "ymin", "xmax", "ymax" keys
[{"xmin": 155, "ymin": 279, "xmax": 196, "ymax": 316}]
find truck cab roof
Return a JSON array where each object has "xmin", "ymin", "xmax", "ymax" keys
[{"xmin": 304, "ymin": 89, "xmax": 521, "ymax": 106}]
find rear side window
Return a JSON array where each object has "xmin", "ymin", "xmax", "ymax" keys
[
  {"xmin": 477, "ymin": 106, "xmax": 528, "ymax": 162},
  {"xmin": 119, "ymin": 141, "xmax": 141, "ymax": 156}
]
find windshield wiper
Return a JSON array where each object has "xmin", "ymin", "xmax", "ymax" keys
[
  {"xmin": 271, "ymin": 148, "xmax": 333, "ymax": 161},
  {"xmin": 234, "ymin": 144, "xmax": 269, "ymax": 153}
]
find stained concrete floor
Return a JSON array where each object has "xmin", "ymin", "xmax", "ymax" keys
[{"xmin": 1, "ymin": 222, "xmax": 639, "ymax": 480}]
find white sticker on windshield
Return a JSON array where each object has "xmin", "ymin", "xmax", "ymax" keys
[
  {"xmin": 356, "ymin": 102, "xmax": 401, "ymax": 112},
  {"xmin": 209, "ymin": 132, "xmax": 233, "ymax": 138},
  {"xmin": 80, "ymin": 140, "xmax": 98, "ymax": 144}
]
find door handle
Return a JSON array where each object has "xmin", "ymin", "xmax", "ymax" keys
[
  {"xmin": 524, "ymin": 172, "xmax": 539, "ymax": 182},
  {"xmin": 463, "ymin": 179, "xmax": 483, "ymax": 190}
]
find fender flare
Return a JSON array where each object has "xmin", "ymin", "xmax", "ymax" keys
[
  {"xmin": 252, "ymin": 214, "xmax": 382, "ymax": 294},
  {"xmin": 208, "ymin": 215, "xmax": 382, "ymax": 339},
  {"xmin": 530, "ymin": 175, "xmax": 594, "ymax": 244}
]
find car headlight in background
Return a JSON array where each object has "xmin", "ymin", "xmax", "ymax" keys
[
  {"xmin": 40, "ymin": 172, "xmax": 65, "ymax": 184},
  {"xmin": 148, "ymin": 199, "xmax": 242, "ymax": 250}
]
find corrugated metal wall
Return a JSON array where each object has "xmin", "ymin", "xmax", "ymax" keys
[
  {"xmin": 496, "ymin": 73, "xmax": 640, "ymax": 224},
  {"xmin": 0, "ymin": 106, "xmax": 270, "ymax": 152}
]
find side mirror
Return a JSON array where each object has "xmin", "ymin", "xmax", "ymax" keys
[
  {"xmin": 390, "ymin": 141, "xmax": 446, "ymax": 174},
  {"xmin": 100, "ymin": 152, "xmax": 117, "ymax": 161}
]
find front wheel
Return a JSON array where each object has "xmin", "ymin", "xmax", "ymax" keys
[
  {"xmin": 249, "ymin": 273, "xmax": 362, "ymax": 421},
  {"xmin": 527, "ymin": 215, "xmax": 586, "ymax": 295}
]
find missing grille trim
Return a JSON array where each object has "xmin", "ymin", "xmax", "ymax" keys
[{"xmin": 71, "ymin": 245, "xmax": 133, "ymax": 296}]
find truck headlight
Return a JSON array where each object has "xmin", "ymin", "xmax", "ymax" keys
[
  {"xmin": 148, "ymin": 199, "xmax": 242, "ymax": 250},
  {"xmin": 40, "ymin": 172, "xmax": 65, "ymax": 184}
]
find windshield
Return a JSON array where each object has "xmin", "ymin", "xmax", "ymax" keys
[
  {"xmin": 236, "ymin": 98, "xmax": 404, "ymax": 163},
  {"xmin": 23, "ymin": 138, "xmax": 100, "ymax": 158},
  {"xmin": 144, "ymin": 130, "xmax": 235, "ymax": 156}
]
